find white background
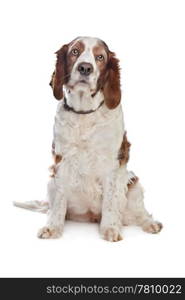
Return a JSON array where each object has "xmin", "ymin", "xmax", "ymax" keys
[{"xmin": 0, "ymin": 0, "xmax": 184, "ymax": 277}]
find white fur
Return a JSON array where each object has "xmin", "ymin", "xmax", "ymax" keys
[{"xmin": 15, "ymin": 37, "xmax": 162, "ymax": 241}]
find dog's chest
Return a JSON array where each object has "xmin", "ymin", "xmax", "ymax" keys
[
  {"xmin": 54, "ymin": 106, "xmax": 123, "ymax": 173},
  {"xmin": 53, "ymin": 104, "xmax": 124, "ymax": 214}
]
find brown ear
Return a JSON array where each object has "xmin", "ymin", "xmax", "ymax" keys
[
  {"xmin": 50, "ymin": 44, "xmax": 68, "ymax": 100},
  {"xmin": 103, "ymin": 52, "xmax": 121, "ymax": 109}
]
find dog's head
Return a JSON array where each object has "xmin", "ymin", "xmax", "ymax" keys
[{"xmin": 50, "ymin": 37, "xmax": 121, "ymax": 109}]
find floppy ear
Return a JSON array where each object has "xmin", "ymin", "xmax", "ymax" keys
[
  {"xmin": 103, "ymin": 52, "xmax": 121, "ymax": 109},
  {"xmin": 50, "ymin": 44, "xmax": 68, "ymax": 100}
]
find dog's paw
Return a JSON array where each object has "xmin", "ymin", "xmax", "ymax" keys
[
  {"xmin": 142, "ymin": 221, "xmax": 163, "ymax": 234},
  {"xmin": 37, "ymin": 226, "xmax": 62, "ymax": 239},
  {"xmin": 101, "ymin": 227, "xmax": 123, "ymax": 242}
]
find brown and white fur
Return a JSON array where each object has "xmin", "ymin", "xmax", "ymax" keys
[{"xmin": 14, "ymin": 36, "xmax": 162, "ymax": 242}]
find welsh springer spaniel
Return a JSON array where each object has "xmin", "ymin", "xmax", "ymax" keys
[{"xmin": 14, "ymin": 36, "xmax": 162, "ymax": 241}]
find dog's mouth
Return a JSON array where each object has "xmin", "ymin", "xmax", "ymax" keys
[
  {"xmin": 67, "ymin": 77, "xmax": 93, "ymax": 91},
  {"xmin": 77, "ymin": 79, "xmax": 89, "ymax": 84}
]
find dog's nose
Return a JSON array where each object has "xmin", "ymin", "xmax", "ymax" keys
[{"xmin": 78, "ymin": 63, "xmax": 93, "ymax": 76}]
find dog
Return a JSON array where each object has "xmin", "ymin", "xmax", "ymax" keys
[{"xmin": 14, "ymin": 36, "xmax": 163, "ymax": 241}]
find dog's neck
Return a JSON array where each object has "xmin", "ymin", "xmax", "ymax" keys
[{"xmin": 64, "ymin": 86, "xmax": 104, "ymax": 112}]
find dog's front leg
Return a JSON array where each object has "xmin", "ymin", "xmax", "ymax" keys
[
  {"xmin": 38, "ymin": 169, "xmax": 66, "ymax": 239},
  {"xmin": 100, "ymin": 167, "xmax": 128, "ymax": 242}
]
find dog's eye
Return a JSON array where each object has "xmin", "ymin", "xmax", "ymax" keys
[
  {"xmin": 96, "ymin": 55, "xmax": 104, "ymax": 61},
  {"xmin": 71, "ymin": 49, "xmax": 79, "ymax": 56}
]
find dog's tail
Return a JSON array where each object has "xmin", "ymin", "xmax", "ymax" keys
[{"xmin": 13, "ymin": 200, "xmax": 49, "ymax": 213}]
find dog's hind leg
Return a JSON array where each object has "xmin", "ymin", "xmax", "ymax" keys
[{"xmin": 123, "ymin": 173, "xmax": 163, "ymax": 234}]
